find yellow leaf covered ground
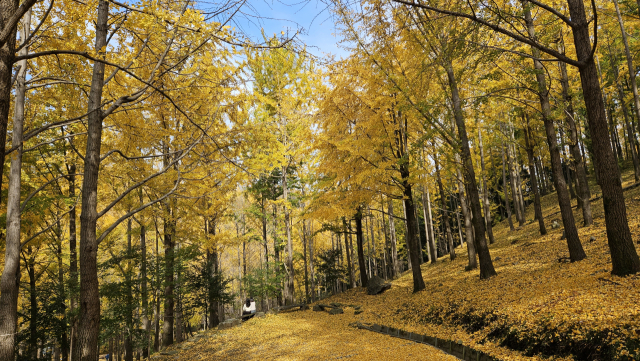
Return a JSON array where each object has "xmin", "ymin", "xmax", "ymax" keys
[{"xmin": 153, "ymin": 311, "xmax": 459, "ymax": 360}]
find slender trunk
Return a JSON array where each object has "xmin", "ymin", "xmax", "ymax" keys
[
  {"xmin": 523, "ymin": 3, "xmax": 586, "ymax": 262},
  {"xmin": 154, "ymin": 223, "xmax": 160, "ymax": 351},
  {"xmin": 455, "ymin": 155, "xmax": 477, "ymax": 269},
  {"xmin": 74, "ymin": 3, "xmax": 109, "ymax": 360},
  {"xmin": 207, "ymin": 217, "xmax": 219, "ymax": 327},
  {"xmin": 309, "ymin": 222, "xmax": 315, "ymax": 301},
  {"xmin": 162, "ymin": 215, "xmax": 175, "ymax": 347},
  {"xmin": 354, "ymin": 208, "xmax": 368, "ymax": 288},
  {"xmin": 506, "ymin": 135, "xmax": 522, "ymax": 226},
  {"xmin": 341, "ymin": 218, "xmax": 355, "ymax": 288},
  {"xmin": 387, "ymin": 199, "xmax": 400, "ymax": 275},
  {"xmin": 524, "ymin": 118, "xmax": 547, "ymax": 235},
  {"xmin": 435, "ymin": 157, "xmax": 455, "ymax": 261},
  {"xmin": 558, "ymin": 34, "xmax": 593, "ymax": 225},
  {"xmin": 401, "ymin": 201, "xmax": 412, "ymax": 270},
  {"xmin": 140, "ymin": 219, "xmax": 150, "ymax": 358},
  {"xmin": 68, "ymin": 163, "xmax": 78, "ymax": 359},
  {"xmin": 0, "ymin": 11, "xmax": 27, "ymax": 359},
  {"xmin": 614, "ymin": 0, "xmax": 640, "ymax": 181},
  {"xmin": 26, "ymin": 249, "xmax": 37, "ymax": 359},
  {"xmin": 302, "ymin": 220, "xmax": 310, "ymax": 302},
  {"xmin": 445, "ymin": 59, "xmax": 496, "ymax": 279},
  {"xmin": 282, "ymin": 167, "xmax": 294, "ymax": 305},
  {"xmin": 501, "ymin": 141, "xmax": 515, "ymax": 230},
  {"xmin": 57, "ymin": 224, "xmax": 69, "ymax": 361},
  {"xmin": 478, "ymin": 128, "xmax": 496, "ymax": 244},
  {"xmin": 125, "ymin": 219, "xmax": 134, "ymax": 361}
]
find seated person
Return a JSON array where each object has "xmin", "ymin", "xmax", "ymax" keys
[{"xmin": 242, "ymin": 298, "xmax": 255, "ymax": 321}]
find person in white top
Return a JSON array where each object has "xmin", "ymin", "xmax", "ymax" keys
[{"xmin": 242, "ymin": 298, "xmax": 256, "ymax": 321}]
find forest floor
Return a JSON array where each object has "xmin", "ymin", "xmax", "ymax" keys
[{"xmin": 154, "ymin": 166, "xmax": 640, "ymax": 361}]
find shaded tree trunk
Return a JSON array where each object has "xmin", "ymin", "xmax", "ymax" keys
[
  {"xmin": 74, "ymin": 2, "xmax": 109, "ymax": 360},
  {"xmin": 354, "ymin": 208, "xmax": 369, "ymax": 288},
  {"xmin": 435, "ymin": 156, "xmax": 455, "ymax": 261},
  {"xmin": 523, "ymin": 3, "xmax": 586, "ymax": 262},
  {"xmin": 524, "ymin": 117, "xmax": 547, "ymax": 235},
  {"xmin": 445, "ymin": 59, "xmax": 496, "ymax": 279}
]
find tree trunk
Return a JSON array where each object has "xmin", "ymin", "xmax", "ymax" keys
[
  {"xmin": 421, "ymin": 182, "xmax": 438, "ymax": 264},
  {"xmin": 68, "ymin": 162, "xmax": 78, "ymax": 359},
  {"xmin": 56, "ymin": 223, "xmax": 69, "ymax": 361},
  {"xmin": 524, "ymin": 118, "xmax": 547, "ymax": 235},
  {"xmin": 162, "ymin": 214, "xmax": 175, "ymax": 347},
  {"xmin": 0, "ymin": 10, "xmax": 27, "ymax": 359},
  {"xmin": 140, "ymin": 220, "xmax": 150, "ymax": 358},
  {"xmin": 387, "ymin": 200, "xmax": 400, "ymax": 275},
  {"xmin": 27, "ymin": 249, "xmax": 37, "ymax": 359},
  {"xmin": 445, "ymin": 59, "xmax": 496, "ymax": 279},
  {"xmin": 501, "ymin": 141, "xmax": 515, "ymax": 230},
  {"xmin": 435, "ymin": 157, "xmax": 455, "ymax": 261},
  {"xmin": 558, "ymin": 34, "xmax": 593, "ymax": 225},
  {"xmin": 302, "ymin": 220, "xmax": 310, "ymax": 302},
  {"xmin": 354, "ymin": 208, "xmax": 369, "ymax": 288},
  {"xmin": 478, "ymin": 128, "xmax": 496, "ymax": 244},
  {"xmin": 523, "ymin": 2, "xmax": 586, "ymax": 262},
  {"xmin": 566, "ymin": 0, "xmax": 640, "ymax": 275},
  {"xmin": 282, "ymin": 166, "xmax": 294, "ymax": 305},
  {"xmin": 125, "ymin": 219, "xmax": 134, "ymax": 361},
  {"xmin": 455, "ymin": 155, "xmax": 477, "ymax": 269},
  {"xmin": 613, "ymin": 0, "xmax": 640, "ymax": 181},
  {"xmin": 74, "ymin": 2, "xmax": 109, "ymax": 360}
]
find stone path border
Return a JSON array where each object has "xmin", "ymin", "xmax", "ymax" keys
[{"xmin": 354, "ymin": 323, "xmax": 500, "ymax": 361}]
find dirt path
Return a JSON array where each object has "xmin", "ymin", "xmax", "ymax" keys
[{"xmin": 153, "ymin": 310, "xmax": 459, "ymax": 360}]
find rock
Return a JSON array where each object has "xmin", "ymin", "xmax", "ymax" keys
[
  {"xmin": 494, "ymin": 257, "xmax": 502, "ymax": 261},
  {"xmin": 328, "ymin": 307, "xmax": 344, "ymax": 315},
  {"xmin": 590, "ymin": 236, "xmax": 596, "ymax": 242},
  {"xmin": 330, "ymin": 302, "xmax": 341, "ymax": 308},
  {"xmin": 560, "ymin": 230, "xmax": 566, "ymax": 240},
  {"xmin": 366, "ymin": 275, "xmax": 391, "ymax": 295},
  {"xmin": 300, "ymin": 304, "xmax": 309, "ymax": 311},
  {"xmin": 552, "ymin": 220, "xmax": 559, "ymax": 229},
  {"xmin": 354, "ymin": 309, "xmax": 364, "ymax": 315},
  {"xmin": 313, "ymin": 305, "xmax": 324, "ymax": 312}
]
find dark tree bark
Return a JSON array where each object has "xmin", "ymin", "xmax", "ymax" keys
[
  {"xmin": 162, "ymin": 214, "xmax": 175, "ymax": 347},
  {"xmin": 140, "ymin": 220, "xmax": 150, "ymax": 358},
  {"xmin": 478, "ymin": 128, "xmax": 496, "ymax": 244},
  {"xmin": 435, "ymin": 156, "xmax": 455, "ymax": 261},
  {"xmin": 558, "ymin": 33, "xmax": 593, "ymax": 225},
  {"xmin": 74, "ymin": 2, "xmax": 109, "ymax": 360},
  {"xmin": 501, "ymin": 141, "xmax": 515, "ymax": 230},
  {"xmin": 354, "ymin": 208, "xmax": 369, "ymax": 288},
  {"xmin": 523, "ymin": 2, "xmax": 586, "ymax": 262},
  {"xmin": 445, "ymin": 60, "xmax": 497, "ymax": 279},
  {"xmin": 68, "ymin": 161, "xmax": 78, "ymax": 360},
  {"xmin": 455, "ymin": 156, "xmax": 477, "ymax": 269},
  {"xmin": 206, "ymin": 217, "xmax": 220, "ymax": 328},
  {"xmin": 566, "ymin": 0, "xmax": 640, "ymax": 274},
  {"xmin": 523, "ymin": 116, "xmax": 547, "ymax": 235},
  {"xmin": 341, "ymin": 218, "xmax": 355, "ymax": 288},
  {"xmin": 125, "ymin": 219, "xmax": 134, "ymax": 361}
]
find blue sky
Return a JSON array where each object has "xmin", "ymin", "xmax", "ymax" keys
[{"xmin": 223, "ymin": 0, "xmax": 350, "ymax": 60}]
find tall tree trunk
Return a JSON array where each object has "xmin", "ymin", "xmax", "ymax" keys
[
  {"xmin": 506, "ymin": 135, "xmax": 523, "ymax": 226},
  {"xmin": 302, "ymin": 220, "xmax": 310, "ymax": 302},
  {"xmin": 566, "ymin": 0, "xmax": 640, "ymax": 275},
  {"xmin": 478, "ymin": 128, "xmax": 496, "ymax": 244},
  {"xmin": 207, "ymin": 217, "xmax": 220, "ymax": 328},
  {"xmin": 341, "ymin": 218, "xmax": 355, "ymax": 288},
  {"xmin": 455, "ymin": 155, "xmax": 477, "ymax": 269},
  {"xmin": 27, "ymin": 249, "xmax": 37, "ymax": 359},
  {"xmin": 558, "ymin": 34, "xmax": 593, "ymax": 225},
  {"xmin": 435, "ymin": 157, "xmax": 455, "ymax": 261},
  {"xmin": 0, "ymin": 10, "xmax": 27, "ymax": 358},
  {"xmin": 422, "ymin": 182, "xmax": 437, "ymax": 264},
  {"xmin": 74, "ymin": 2, "xmax": 109, "ymax": 360},
  {"xmin": 613, "ymin": 0, "xmax": 640, "ymax": 181},
  {"xmin": 445, "ymin": 59, "xmax": 497, "ymax": 279},
  {"xmin": 401, "ymin": 201, "xmax": 412, "ymax": 270},
  {"xmin": 68, "ymin": 162, "xmax": 78, "ymax": 359},
  {"xmin": 282, "ymin": 166, "xmax": 294, "ymax": 305},
  {"xmin": 524, "ymin": 118, "xmax": 547, "ymax": 235},
  {"xmin": 56, "ymin": 223, "xmax": 69, "ymax": 361},
  {"xmin": 501, "ymin": 141, "xmax": 515, "ymax": 230},
  {"xmin": 523, "ymin": 2, "xmax": 586, "ymax": 262},
  {"xmin": 162, "ymin": 214, "xmax": 175, "ymax": 347},
  {"xmin": 140, "ymin": 220, "xmax": 150, "ymax": 358},
  {"xmin": 125, "ymin": 219, "xmax": 134, "ymax": 361},
  {"xmin": 386, "ymin": 200, "xmax": 400, "ymax": 275},
  {"xmin": 309, "ymin": 222, "xmax": 316, "ymax": 301},
  {"xmin": 354, "ymin": 208, "xmax": 369, "ymax": 288}
]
